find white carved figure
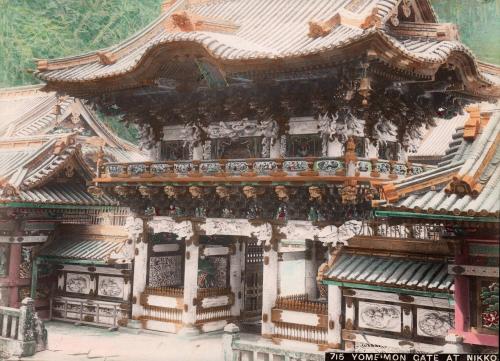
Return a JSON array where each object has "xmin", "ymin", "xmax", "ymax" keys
[
  {"xmin": 337, "ymin": 111, "xmax": 364, "ymax": 140},
  {"xmin": 259, "ymin": 118, "xmax": 279, "ymax": 157},
  {"xmin": 318, "ymin": 112, "xmax": 339, "ymax": 156},
  {"xmin": 373, "ymin": 119, "xmax": 397, "ymax": 145},
  {"xmin": 124, "ymin": 217, "xmax": 143, "ymax": 241}
]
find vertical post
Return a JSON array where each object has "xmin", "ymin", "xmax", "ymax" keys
[
  {"xmin": 327, "ymin": 284, "xmax": 342, "ymax": 349},
  {"xmin": 229, "ymin": 240, "xmax": 242, "ymax": 318},
  {"xmin": 270, "ymin": 139, "xmax": 281, "ymax": 158},
  {"xmin": 30, "ymin": 259, "xmax": 39, "ymax": 299},
  {"xmin": 261, "ymin": 245, "xmax": 278, "ymax": 337},
  {"xmin": 8, "ymin": 243, "xmax": 22, "ymax": 307},
  {"xmin": 453, "ymin": 244, "xmax": 469, "ymax": 336},
  {"xmin": 129, "ymin": 218, "xmax": 146, "ymax": 324},
  {"xmin": 304, "ymin": 241, "xmax": 317, "ymax": 299},
  {"xmin": 181, "ymin": 237, "xmax": 200, "ymax": 335}
]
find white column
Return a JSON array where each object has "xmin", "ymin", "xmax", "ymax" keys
[
  {"xmin": 261, "ymin": 246, "xmax": 278, "ymax": 337},
  {"xmin": 327, "ymin": 284, "xmax": 342, "ymax": 349},
  {"xmin": 327, "ymin": 139, "xmax": 342, "ymax": 157},
  {"xmin": 192, "ymin": 144, "xmax": 203, "ymax": 161},
  {"xmin": 181, "ymin": 240, "xmax": 200, "ymax": 334},
  {"xmin": 239, "ymin": 242, "xmax": 246, "ymax": 314},
  {"xmin": 229, "ymin": 240, "xmax": 242, "ymax": 318},
  {"xmin": 367, "ymin": 142, "xmax": 378, "ymax": 159},
  {"xmin": 130, "ymin": 219, "xmax": 147, "ymax": 322},
  {"xmin": 304, "ymin": 243, "xmax": 317, "ymax": 299}
]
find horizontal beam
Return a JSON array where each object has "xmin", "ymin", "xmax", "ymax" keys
[
  {"xmin": 0, "ymin": 202, "xmax": 118, "ymax": 210},
  {"xmin": 374, "ymin": 210, "xmax": 498, "ymax": 222},
  {"xmin": 322, "ymin": 280, "xmax": 453, "ymax": 300},
  {"xmin": 36, "ymin": 256, "xmax": 108, "ymax": 266}
]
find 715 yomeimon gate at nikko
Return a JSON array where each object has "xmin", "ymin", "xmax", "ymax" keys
[{"xmin": 0, "ymin": 0, "xmax": 498, "ymax": 359}]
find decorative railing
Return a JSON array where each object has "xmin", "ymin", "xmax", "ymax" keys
[
  {"xmin": 141, "ymin": 305, "xmax": 182, "ymax": 323},
  {"xmin": 196, "ymin": 305, "xmax": 232, "ymax": 323},
  {"xmin": 143, "ymin": 286, "xmax": 184, "ymax": 298},
  {"xmin": 275, "ymin": 294, "xmax": 327, "ymax": 315},
  {"xmin": 100, "ymin": 157, "xmax": 427, "ymax": 181},
  {"xmin": 272, "ymin": 294, "xmax": 328, "ymax": 345},
  {"xmin": 140, "ymin": 286, "xmax": 184, "ymax": 324},
  {"xmin": 223, "ymin": 324, "xmax": 324, "ymax": 361},
  {"xmin": 0, "ymin": 306, "xmax": 21, "ymax": 340},
  {"xmin": 196, "ymin": 287, "xmax": 233, "ymax": 324},
  {"xmin": 0, "ymin": 298, "xmax": 47, "ymax": 357}
]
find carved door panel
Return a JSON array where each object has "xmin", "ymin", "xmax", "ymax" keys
[{"xmin": 242, "ymin": 241, "xmax": 263, "ymax": 321}]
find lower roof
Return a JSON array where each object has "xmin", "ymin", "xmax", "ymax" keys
[
  {"xmin": 40, "ymin": 238, "xmax": 129, "ymax": 263},
  {"xmin": 323, "ymin": 251, "xmax": 454, "ymax": 294}
]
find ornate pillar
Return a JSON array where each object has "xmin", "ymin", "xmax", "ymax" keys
[
  {"xmin": 304, "ymin": 242, "xmax": 317, "ymax": 299},
  {"xmin": 181, "ymin": 236, "xmax": 200, "ymax": 335},
  {"xmin": 327, "ymin": 284, "xmax": 342, "ymax": 349},
  {"xmin": 261, "ymin": 244, "xmax": 278, "ymax": 337},
  {"xmin": 229, "ymin": 240, "xmax": 242, "ymax": 318},
  {"xmin": 126, "ymin": 217, "xmax": 146, "ymax": 325}
]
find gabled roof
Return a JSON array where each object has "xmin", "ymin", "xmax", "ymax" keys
[
  {"xmin": 0, "ymin": 84, "xmax": 143, "ymax": 153},
  {"xmin": 0, "ymin": 134, "xmax": 118, "ymax": 206},
  {"xmin": 382, "ymin": 107, "xmax": 500, "ymax": 217},
  {"xmin": 0, "ymin": 84, "xmax": 150, "ymax": 207},
  {"xmin": 34, "ymin": 0, "xmax": 499, "ymax": 97}
]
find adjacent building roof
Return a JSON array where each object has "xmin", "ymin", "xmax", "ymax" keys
[
  {"xmin": 0, "ymin": 85, "xmax": 147, "ymax": 207},
  {"xmin": 40, "ymin": 239, "xmax": 129, "ymax": 263},
  {"xmin": 382, "ymin": 107, "xmax": 500, "ymax": 217},
  {"xmin": 34, "ymin": 0, "xmax": 499, "ymax": 97},
  {"xmin": 322, "ymin": 251, "xmax": 454, "ymax": 293},
  {"xmin": 408, "ymin": 114, "xmax": 468, "ymax": 163}
]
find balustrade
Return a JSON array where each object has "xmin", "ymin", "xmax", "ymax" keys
[
  {"xmin": 141, "ymin": 305, "xmax": 182, "ymax": 323},
  {"xmin": 196, "ymin": 305, "xmax": 232, "ymax": 323},
  {"xmin": 272, "ymin": 294, "xmax": 328, "ymax": 346},
  {"xmin": 0, "ymin": 307, "xmax": 20, "ymax": 340},
  {"xmin": 102, "ymin": 157, "xmax": 427, "ymax": 180},
  {"xmin": 143, "ymin": 286, "xmax": 184, "ymax": 298},
  {"xmin": 275, "ymin": 294, "xmax": 327, "ymax": 315}
]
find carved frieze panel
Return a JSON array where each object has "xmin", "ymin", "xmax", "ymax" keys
[
  {"xmin": 358, "ymin": 301, "xmax": 401, "ymax": 333},
  {"xmin": 416, "ymin": 308, "xmax": 454, "ymax": 338},
  {"xmin": 148, "ymin": 217, "xmax": 194, "ymax": 240},
  {"xmin": 98, "ymin": 276, "xmax": 125, "ymax": 298},
  {"xmin": 148, "ymin": 255, "xmax": 183, "ymax": 287},
  {"xmin": 19, "ymin": 245, "xmax": 36, "ymax": 279},
  {"xmin": 65, "ymin": 273, "xmax": 92, "ymax": 295}
]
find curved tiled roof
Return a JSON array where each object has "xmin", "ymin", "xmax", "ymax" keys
[
  {"xmin": 383, "ymin": 110, "xmax": 500, "ymax": 217},
  {"xmin": 35, "ymin": 0, "xmax": 499, "ymax": 97}
]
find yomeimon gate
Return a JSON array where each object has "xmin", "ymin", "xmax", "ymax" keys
[{"xmin": 34, "ymin": 0, "xmax": 499, "ymax": 352}]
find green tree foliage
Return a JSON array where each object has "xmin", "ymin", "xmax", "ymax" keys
[
  {"xmin": 0, "ymin": 0, "xmax": 163, "ymax": 87},
  {"xmin": 432, "ymin": 0, "xmax": 500, "ymax": 64}
]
